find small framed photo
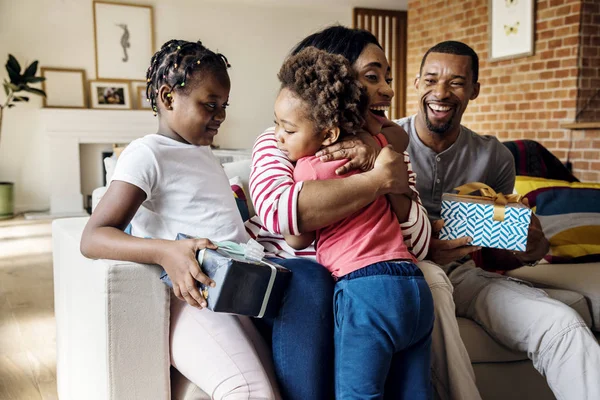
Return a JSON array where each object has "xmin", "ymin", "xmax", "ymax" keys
[
  {"xmin": 93, "ymin": 1, "xmax": 154, "ymax": 81},
  {"xmin": 130, "ymin": 81, "xmax": 149, "ymax": 109},
  {"xmin": 89, "ymin": 80, "xmax": 131, "ymax": 109},
  {"xmin": 41, "ymin": 67, "xmax": 87, "ymax": 108},
  {"xmin": 489, "ymin": 0, "xmax": 535, "ymax": 61},
  {"xmin": 136, "ymin": 86, "xmax": 152, "ymax": 109}
]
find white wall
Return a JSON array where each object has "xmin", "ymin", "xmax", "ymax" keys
[{"xmin": 0, "ymin": 0, "xmax": 404, "ymax": 213}]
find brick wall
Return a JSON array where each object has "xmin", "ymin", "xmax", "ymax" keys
[{"xmin": 406, "ymin": 0, "xmax": 600, "ymax": 182}]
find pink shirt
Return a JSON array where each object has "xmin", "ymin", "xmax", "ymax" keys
[
  {"xmin": 294, "ymin": 139, "xmax": 416, "ymax": 277},
  {"xmin": 247, "ymin": 127, "xmax": 431, "ymax": 261}
]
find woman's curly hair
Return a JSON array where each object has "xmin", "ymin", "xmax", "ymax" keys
[{"xmin": 278, "ymin": 47, "xmax": 368, "ymax": 137}]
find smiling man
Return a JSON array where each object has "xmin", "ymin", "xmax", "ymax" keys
[{"xmin": 395, "ymin": 41, "xmax": 600, "ymax": 400}]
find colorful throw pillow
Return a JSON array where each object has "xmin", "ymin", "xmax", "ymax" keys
[
  {"xmin": 514, "ymin": 177, "xmax": 600, "ymax": 263},
  {"xmin": 229, "ymin": 176, "xmax": 250, "ymax": 222}
]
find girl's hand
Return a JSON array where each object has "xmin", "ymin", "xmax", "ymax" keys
[
  {"xmin": 315, "ymin": 132, "xmax": 379, "ymax": 175},
  {"xmin": 372, "ymin": 145, "xmax": 411, "ymax": 196},
  {"xmin": 158, "ymin": 238, "xmax": 218, "ymax": 309}
]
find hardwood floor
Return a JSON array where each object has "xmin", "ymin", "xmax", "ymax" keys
[{"xmin": 0, "ymin": 217, "xmax": 57, "ymax": 400}]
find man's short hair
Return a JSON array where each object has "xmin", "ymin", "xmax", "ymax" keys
[{"xmin": 419, "ymin": 41, "xmax": 479, "ymax": 83}]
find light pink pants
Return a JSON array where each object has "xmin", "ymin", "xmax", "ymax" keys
[{"xmin": 170, "ymin": 296, "xmax": 281, "ymax": 399}]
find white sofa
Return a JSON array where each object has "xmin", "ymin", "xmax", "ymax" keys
[{"xmin": 53, "ymin": 159, "xmax": 599, "ymax": 400}]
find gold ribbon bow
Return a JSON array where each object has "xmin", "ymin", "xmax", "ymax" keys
[{"xmin": 453, "ymin": 182, "xmax": 524, "ymax": 222}]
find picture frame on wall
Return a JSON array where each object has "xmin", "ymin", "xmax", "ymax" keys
[
  {"xmin": 41, "ymin": 67, "xmax": 87, "ymax": 108},
  {"xmin": 489, "ymin": 0, "xmax": 535, "ymax": 61},
  {"xmin": 130, "ymin": 80, "xmax": 149, "ymax": 109},
  {"xmin": 137, "ymin": 86, "xmax": 152, "ymax": 109},
  {"xmin": 93, "ymin": 1, "xmax": 154, "ymax": 81},
  {"xmin": 89, "ymin": 80, "xmax": 132, "ymax": 109}
]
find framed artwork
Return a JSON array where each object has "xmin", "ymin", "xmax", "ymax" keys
[
  {"xmin": 93, "ymin": 1, "xmax": 154, "ymax": 81},
  {"xmin": 489, "ymin": 0, "xmax": 535, "ymax": 61},
  {"xmin": 130, "ymin": 80, "xmax": 149, "ymax": 109},
  {"xmin": 41, "ymin": 67, "xmax": 87, "ymax": 108},
  {"xmin": 137, "ymin": 86, "xmax": 152, "ymax": 109},
  {"xmin": 89, "ymin": 80, "xmax": 132, "ymax": 109}
]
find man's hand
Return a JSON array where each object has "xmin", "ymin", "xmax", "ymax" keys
[
  {"xmin": 315, "ymin": 133, "xmax": 378, "ymax": 175},
  {"xmin": 371, "ymin": 145, "xmax": 411, "ymax": 196},
  {"xmin": 427, "ymin": 220, "xmax": 481, "ymax": 265}
]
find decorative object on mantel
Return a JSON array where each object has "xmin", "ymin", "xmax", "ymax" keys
[
  {"xmin": 0, "ymin": 54, "xmax": 46, "ymax": 219},
  {"xmin": 41, "ymin": 67, "xmax": 87, "ymax": 108},
  {"xmin": 93, "ymin": 1, "xmax": 155, "ymax": 81},
  {"xmin": 489, "ymin": 0, "xmax": 535, "ymax": 61},
  {"xmin": 89, "ymin": 80, "xmax": 132, "ymax": 109}
]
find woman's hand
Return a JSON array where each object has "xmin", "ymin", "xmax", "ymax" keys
[
  {"xmin": 315, "ymin": 132, "xmax": 379, "ymax": 175},
  {"xmin": 158, "ymin": 238, "xmax": 218, "ymax": 309}
]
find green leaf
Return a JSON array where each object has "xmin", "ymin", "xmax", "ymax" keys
[
  {"xmin": 6, "ymin": 54, "xmax": 22, "ymax": 84},
  {"xmin": 3, "ymin": 83, "xmax": 8, "ymax": 96},
  {"xmin": 21, "ymin": 86, "xmax": 46, "ymax": 97},
  {"xmin": 7, "ymin": 104, "xmax": 15, "ymax": 108},
  {"xmin": 7, "ymin": 83, "xmax": 19, "ymax": 92},
  {"xmin": 12, "ymin": 96, "xmax": 30, "ymax": 102},
  {"xmin": 23, "ymin": 76, "xmax": 45, "ymax": 84},
  {"xmin": 7, "ymin": 54, "xmax": 21, "ymax": 74},
  {"xmin": 23, "ymin": 60, "xmax": 38, "ymax": 78}
]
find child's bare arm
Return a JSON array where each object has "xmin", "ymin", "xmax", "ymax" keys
[
  {"xmin": 80, "ymin": 181, "xmax": 216, "ymax": 309},
  {"xmin": 381, "ymin": 119, "xmax": 409, "ymax": 153},
  {"xmin": 283, "ymin": 232, "xmax": 316, "ymax": 250}
]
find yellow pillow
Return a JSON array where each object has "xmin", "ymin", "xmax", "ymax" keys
[
  {"xmin": 515, "ymin": 175, "xmax": 600, "ymax": 195},
  {"xmin": 514, "ymin": 176, "xmax": 600, "ymax": 195}
]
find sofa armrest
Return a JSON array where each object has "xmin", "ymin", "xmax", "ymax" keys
[{"xmin": 53, "ymin": 217, "xmax": 171, "ymax": 400}]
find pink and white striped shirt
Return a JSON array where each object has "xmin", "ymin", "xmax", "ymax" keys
[{"xmin": 246, "ymin": 127, "xmax": 431, "ymax": 260}]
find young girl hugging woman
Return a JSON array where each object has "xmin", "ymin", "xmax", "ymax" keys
[
  {"xmin": 81, "ymin": 39, "xmax": 310, "ymax": 399},
  {"xmin": 274, "ymin": 47, "xmax": 435, "ymax": 399}
]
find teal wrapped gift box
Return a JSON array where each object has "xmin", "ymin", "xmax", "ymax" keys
[{"xmin": 439, "ymin": 193, "xmax": 532, "ymax": 252}]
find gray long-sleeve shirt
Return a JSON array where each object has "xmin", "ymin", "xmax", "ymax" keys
[{"xmin": 395, "ymin": 115, "xmax": 516, "ymax": 220}]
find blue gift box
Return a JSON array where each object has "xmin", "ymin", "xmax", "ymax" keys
[
  {"xmin": 439, "ymin": 193, "xmax": 532, "ymax": 251},
  {"xmin": 160, "ymin": 234, "xmax": 291, "ymax": 318}
]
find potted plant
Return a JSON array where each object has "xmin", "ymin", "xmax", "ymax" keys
[{"xmin": 0, "ymin": 54, "xmax": 46, "ymax": 219}]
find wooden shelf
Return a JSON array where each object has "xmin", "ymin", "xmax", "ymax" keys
[{"xmin": 560, "ymin": 122, "xmax": 600, "ymax": 130}]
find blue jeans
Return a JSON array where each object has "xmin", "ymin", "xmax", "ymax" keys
[
  {"xmin": 334, "ymin": 261, "xmax": 434, "ymax": 400},
  {"xmin": 252, "ymin": 257, "xmax": 334, "ymax": 400}
]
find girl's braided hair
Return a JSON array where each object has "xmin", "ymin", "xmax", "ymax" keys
[
  {"xmin": 278, "ymin": 47, "xmax": 367, "ymax": 136},
  {"xmin": 145, "ymin": 39, "xmax": 230, "ymax": 115}
]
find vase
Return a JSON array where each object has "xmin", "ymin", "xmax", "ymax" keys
[{"xmin": 0, "ymin": 181, "xmax": 14, "ymax": 219}]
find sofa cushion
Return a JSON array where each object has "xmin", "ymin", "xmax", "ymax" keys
[
  {"xmin": 507, "ymin": 263, "xmax": 600, "ymax": 331},
  {"xmin": 513, "ymin": 177, "xmax": 600, "ymax": 263},
  {"xmin": 171, "ymin": 367, "xmax": 210, "ymax": 400},
  {"xmin": 223, "ymin": 159, "xmax": 254, "ymax": 217},
  {"xmin": 459, "ymin": 317, "xmax": 529, "ymax": 363},
  {"xmin": 229, "ymin": 176, "xmax": 250, "ymax": 222}
]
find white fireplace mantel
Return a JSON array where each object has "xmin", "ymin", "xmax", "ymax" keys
[{"xmin": 41, "ymin": 109, "xmax": 157, "ymax": 216}]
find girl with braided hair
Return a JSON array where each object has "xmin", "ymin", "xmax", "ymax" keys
[
  {"xmin": 81, "ymin": 39, "xmax": 297, "ymax": 398},
  {"xmin": 275, "ymin": 47, "xmax": 434, "ymax": 399}
]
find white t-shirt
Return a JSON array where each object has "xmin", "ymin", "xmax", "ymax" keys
[{"xmin": 110, "ymin": 134, "xmax": 248, "ymax": 243}]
